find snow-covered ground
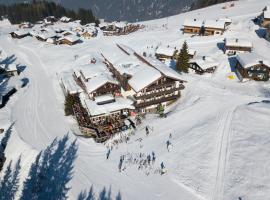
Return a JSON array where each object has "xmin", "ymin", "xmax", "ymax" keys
[{"xmin": 0, "ymin": 0, "xmax": 270, "ymax": 199}]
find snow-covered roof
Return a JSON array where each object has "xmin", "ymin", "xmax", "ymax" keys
[
  {"xmin": 36, "ymin": 31, "xmax": 57, "ymax": 40},
  {"xmin": 76, "ymin": 62, "xmax": 109, "ymax": 80},
  {"xmin": 183, "ymin": 19, "xmax": 203, "ymax": 28},
  {"xmin": 236, "ymin": 53, "xmax": 270, "ymax": 69},
  {"xmin": 142, "ymin": 56, "xmax": 184, "ymax": 81},
  {"xmin": 13, "ymin": 30, "xmax": 29, "ymax": 36},
  {"xmin": 128, "ymin": 65, "xmax": 162, "ymax": 92},
  {"xmin": 204, "ymin": 20, "xmax": 226, "ymax": 29},
  {"xmin": 156, "ymin": 46, "xmax": 177, "ymax": 57},
  {"xmin": 264, "ymin": 11, "xmax": 270, "ymax": 19},
  {"xmin": 60, "ymin": 35, "xmax": 80, "ymax": 43},
  {"xmin": 114, "ymin": 21, "xmax": 127, "ymax": 28},
  {"xmin": 225, "ymin": 38, "xmax": 253, "ymax": 48},
  {"xmin": 6, "ymin": 64, "xmax": 17, "ymax": 72},
  {"xmin": 218, "ymin": 18, "xmax": 232, "ymax": 24},
  {"xmin": 81, "ymin": 94, "xmax": 134, "ymax": 117},
  {"xmin": 60, "ymin": 16, "xmax": 71, "ymax": 22},
  {"xmin": 95, "ymin": 94, "xmax": 115, "ymax": 104},
  {"xmin": 60, "ymin": 71, "xmax": 83, "ymax": 94},
  {"xmin": 83, "ymin": 74, "xmax": 118, "ymax": 94},
  {"xmin": 189, "ymin": 56, "xmax": 219, "ymax": 70}
]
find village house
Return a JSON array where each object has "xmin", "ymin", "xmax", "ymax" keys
[
  {"xmin": 189, "ymin": 56, "xmax": 219, "ymax": 74},
  {"xmin": 80, "ymin": 94, "xmax": 134, "ymax": 127},
  {"xmin": 260, "ymin": 6, "xmax": 270, "ymax": 27},
  {"xmin": 73, "ymin": 61, "xmax": 120, "ymax": 100},
  {"xmin": 59, "ymin": 71, "xmax": 83, "ymax": 96},
  {"xmin": 19, "ymin": 22, "xmax": 33, "ymax": 29},
  {"xmin": 58, "ymin": 35, "xmax": 80, "ymax": 45},
  {"xmin": 224, "ymin": 38, "xmax": 253, "ymax": 55},
  {"xmin": 0, "ymin": 64, "xmax": 18, "ymax": 77},
  {"xmin": 262, "ymin": 11, "xmax": 270, "ymax": 27},
  {"xmin": 104, "ymin": 44, "xmax": 186, "ymax": 114},
  {"xmin": 235, "ymin": 52, "xmax": 270, "ymax": 81},
  {"xmin": 44, "ymin": 16, "xmax": 57, "ymax": 25},
  {"xmin": 183, "ymin": 19, "xmax": 203, "ymax": 34},
  {"xmin": 10, "ymin": 30, "xmax": 30, "ymax": 39},
  {"xmin": 35, "ymin": 31, "xmax": 58, "ymax": 42},
  {"xmin": 203, "ymin": 20, "xmax": 226, "ymax": 36},
  {"xmin": 81, "ymin": 74, "xmax": 120, "ymax": 99},
  {"xmin": 155, "ymin": 46, "xmax": 178, "ymax": 61},
  {"xmin": 155, "ymin": 45, "xmax": 197, "ymax": 61},
  {"xmin": 183, "ymin": 19, "xmax": 226, "ymax": 36},
  {"xmin": 60, "ymin": 16, "xmax": 72, "ymax": 23}
]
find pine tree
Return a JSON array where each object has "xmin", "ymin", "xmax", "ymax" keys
[
  {"xmin": 64, "ymin": 93, "xmax": 76, "ymax": 116},
  {"xmin": 176, "ymin": 41, "xmax": 190, "ymax": 73}
]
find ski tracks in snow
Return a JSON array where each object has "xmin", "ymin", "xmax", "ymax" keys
[{"xmin": 212, "ymin": 109, "xmax": 235, "ymax": 200}]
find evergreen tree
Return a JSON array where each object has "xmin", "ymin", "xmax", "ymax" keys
[
  {"xmin": 64, "ymin": 93, "xmax": 76, "ymax": 116},
  {"xmin": 176, "ymin": 41, "xmax": 189, "ymax": 73},
  {"xmin": 0, "ymin": 2, "xmax": 97, "ymax": 25}
]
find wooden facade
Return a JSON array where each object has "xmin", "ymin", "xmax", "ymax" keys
[
  {"xmin": 189, "ymin": 62, "xmax": 217, "ymax": 74},
  {"xmin": 84, "ymin": 81, "xmax": 121, "ymax": 99},
  {"xmin": 134, "ymin": 76, "xmax": 184, "ymax": 113},
  {"xmin": 183, "ymin": 26, "xmax": 201, "ymax": 34},
  {"xmin": 204, "ymin": 27, "xmax": 225, "ymax": 36},
  {"xmin": 235, "ymin": 61, "xmax": 270, "ymax": 81},
  {"xmin": 103, "ymin": 56, "xmax": 185, "ymax": 113},
  {"xmin": 262, "ymin": 17, "xmax": 270, "ymax": 28},
  {"xmin": 58, "ymin": 38, "xmax": 79, "ymax": 45},
  {"xmin": 155, "ymin": 50, "xmax": 178, "ymax": 61}
]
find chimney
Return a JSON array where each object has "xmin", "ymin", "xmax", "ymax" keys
[
  {"xmin": 259, "ymin": 60, "xmax": 264, "ymax": 64},
  {"xmin": 236, "ymin": 38, "xmax": 238, "ymax": 42}
]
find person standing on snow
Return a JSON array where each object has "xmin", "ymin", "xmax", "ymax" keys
[
  {"xmin": 147, "ymin": 154, "xmax": 151, "ymax": 165},
  {"xmin": 160, "ymin": 162, "xmax": 166, "ymax": 175},
  {"xmin": 146, "ymin": 126, "xmax": 149, "ymax": 136},
  {"xmin": 152, "ymin": 151, "xmax": 156, "ymax": 164},
  {"xmin": 106, "ymin": 149, "xmax": 111, "ymax": 159}
]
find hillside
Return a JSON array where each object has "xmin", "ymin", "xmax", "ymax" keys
[{"xmin": 0, "ymin": 0, "xmax": 270, "ymax": 200}]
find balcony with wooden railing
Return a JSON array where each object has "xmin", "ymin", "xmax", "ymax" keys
[
  {"xmin": 135, "ymin": 86, "xmax": 181, "ymax": 100},
  {"xmin": 135, "ymin": 94, "xmax": 180, "ymax": 108}
]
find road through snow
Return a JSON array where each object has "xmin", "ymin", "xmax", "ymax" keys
[{"xmin": 0, "ymin": 37, "xmax": 70, "ymax": 150}]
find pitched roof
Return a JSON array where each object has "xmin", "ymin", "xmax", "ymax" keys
[
  {"xmin": 183, "ymin": 19, "xmax": 203, "ymax": 28},
  {"xmin": 189, "ymin": 56, "xmax": 219, "ymax": 70},
  {"xmin": 60, "ymin": 71, "xmax": 83, "ymax": 94},
  {"xmin": 264, "ymin": 11, "xmax": 270, "ymax": 19},
  {"xmin": 236, "ymin": 53, "xmax": 270, "ymax": 69},
  {"xmin": 81, "ymin": 94, "xmax": 134, "ymax": 117},
  {"xmin": 83, "ymin": 74, "xmax": 118, "ymax": 94},
  {"xmin": 156, "ymin": 46, "xmax": 177, "ymax": 57},
  {"xmin": 204, "ymin": 20, "xmax": 226, "ymax": 29},
  {"xmin": 225, "ymin": 38, "xmax": 253, "ymax": 48}
]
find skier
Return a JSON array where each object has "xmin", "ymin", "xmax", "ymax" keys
[
  {"xmin": 166, "ymin": 140, "xmax": 170, "ymax": 149},
  {"xmin": 146, "ymin": 126, "xmax": 149, "ymax": 136},
  {"xmin": 106, "ymin": 149, "xmax": 111, "ymax": 159},
  {"xmin": 152, "ymin": 151, "xmax": 156, "ymax": 164},
  {"xmin": 147, "ymin": 154, "xmax": 151, "ymax": 165},
  {"xmin": 160, "ymin": 162, "xmax": 166, "ymax": 175},
  {"xmin": 169, "ymin": 133, "xmax": 172, "ymax": 139},
  {"xmin": 118, "ymin": 156, "xmax": 124, "ymax": 172}
]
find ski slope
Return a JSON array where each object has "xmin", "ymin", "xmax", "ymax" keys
[{"xmin": 1, "ymin": 0, "xmax": 270, "ymax": 199}]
